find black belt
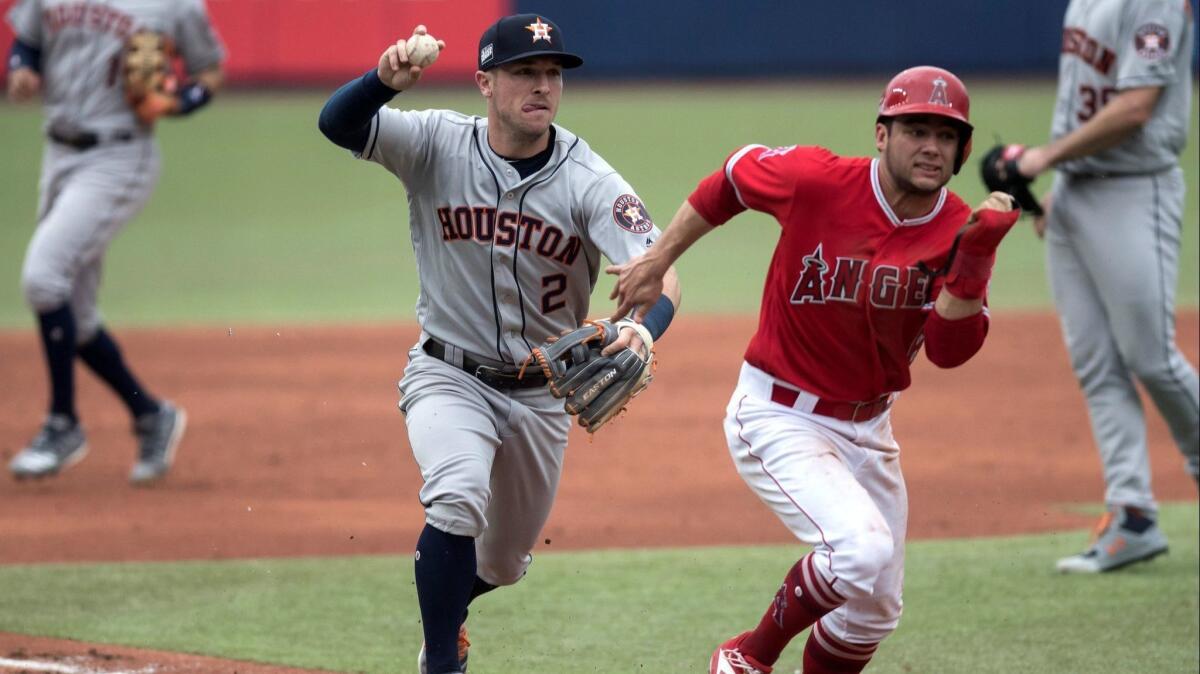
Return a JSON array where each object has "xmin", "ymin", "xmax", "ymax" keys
[
  {"xmin": 422, "ymin": 338, "xmax": 548, "ymax": 390},
  {"xmin": 48, "ymin": 128, "xmax": 136, "ymax": 151},
  {"xmin": 1063, "ymin": 167, "xmax": 1168, "ymax": 180}
]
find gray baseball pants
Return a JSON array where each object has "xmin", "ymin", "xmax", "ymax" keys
[
  {"xmin": 399, "ymin": 348, "xmax": 571, "ymax": 586},
  {"xmin": 1046, "ymin": 167, "xmax": 1200, "ymax": 512}
]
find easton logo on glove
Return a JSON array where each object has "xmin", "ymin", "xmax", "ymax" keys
[{"xmin": 525, "ymin": 319, "xmax": 654, "ymax": 433}]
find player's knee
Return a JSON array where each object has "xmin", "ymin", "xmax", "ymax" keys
[
  {"xmin": 476, "ymin": 551, "xmax": 532, "ymax": 587},
  {"xmin": 422, "ymin": 496, "xmax": 488, "ymax": 539},
  {"xmin": 20, "ymin": 267, "xmax": 71, "ymax": 312},
  {"xmin": 833, "ymin": 527, "xmax": 895, "ymax": 597},
  {"xmin": 1122, "ymin": 346, "xmax": 1185, "ymax": 388},
  {"xmin": 828, "ymin": 597, "xmax": 903, "ymax": 650},
  {"xmin": 74, "ymin": 312, "xmax": 102, "ymax": 345}
]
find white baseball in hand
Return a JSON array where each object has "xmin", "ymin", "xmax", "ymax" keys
[{"xmin": 406, "ymin": 33, "xmax": 440, "ymax": 68}]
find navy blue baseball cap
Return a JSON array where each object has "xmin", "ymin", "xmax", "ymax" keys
[{"xmin": 477, "ymin": 13, "xmax": 584, "ymax": 71}]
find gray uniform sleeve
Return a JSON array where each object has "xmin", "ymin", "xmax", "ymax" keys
[
  {"xmin": 363, "ymin": 107, "xmax": 443, "ymax": 188},
  {"xmin": 1115, "ymin": 0, "xmax": 1187, "ymax": 89},
  {"xmin": 173, "ymin": 0, "xmax": 225, "ymax": 75},
  {"xmin": 579, "ymin": 172, "xmax": 662, "ymax": 265},
  {"xmin": 6, "ymin": 0, "xmax": 41, "ymax": 45}
]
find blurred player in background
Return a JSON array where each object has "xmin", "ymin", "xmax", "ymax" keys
[
  {"xmin": 990, "ymin": 0, "xmax": 1198, "ymax": 573},
  {"xmin": 609, "ymin": 67, "xmax": 1020, "ymax": 674},
  {"xmin": 6, "ymin": 0, "xmax": 225, "ymax": 484}
]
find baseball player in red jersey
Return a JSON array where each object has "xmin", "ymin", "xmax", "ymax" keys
[{"xmin": 608, "ymin": 67, "xmax": 1020, "ymax": 673}]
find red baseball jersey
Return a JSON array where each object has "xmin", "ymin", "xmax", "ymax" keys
[{"xmin": 689, "ymin": 145, "xmax": 976, "ymax": 402}]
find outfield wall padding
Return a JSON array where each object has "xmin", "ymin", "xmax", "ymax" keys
[{"xmin": 3, "ymin": 0, "xmax": 1197, "ymax": 85}]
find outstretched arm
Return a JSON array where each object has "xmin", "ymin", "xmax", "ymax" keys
[
  {"xmin": 317, "ymin": 25, "xmax": 443, "ymax": 152},
  {"xmin": 607, "ymin": 199, "xmax": 711, "ymax": 322},
  {"xmin": 1017, "ymin": 86, "xmax": 1162, "ymax": 177},
  {"xmin": 924, "ymin": 192, "xmax": 1020, "ymax": 368}
]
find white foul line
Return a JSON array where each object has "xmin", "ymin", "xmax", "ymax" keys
[{"xmin": 0, "ymin": 655, "xmax": 150, "ymax": 674}]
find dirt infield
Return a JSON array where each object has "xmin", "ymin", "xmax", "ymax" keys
[{"xmin": 0, "ymin": 312, "xmax": 1196, "ymax": 672}]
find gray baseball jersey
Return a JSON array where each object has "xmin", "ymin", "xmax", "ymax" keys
[
  {"xmin": 1052, "ymin": 0, "xmax": 1195, "ymax": 175},
  {"xmin": 7, "ymin": 0, "xmax": 224, "ymax": 135},
  {"xmin": 363, "ymin": 108, "xmax": 661, "ymax": 585},
  {"xmin": 1045, "ymin": 0, "xmax": 1199, "ymax": 514},
  {"xmin": 363, "ymin": 109, "xmax": 661, "ymax": 363}
]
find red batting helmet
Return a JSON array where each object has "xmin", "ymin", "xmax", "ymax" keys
[{"xmin": 877, "ymin": 66, "xmax": 973, "ymax": 174}]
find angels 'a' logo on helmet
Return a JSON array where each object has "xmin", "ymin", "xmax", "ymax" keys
[{"xmin": 928, "ymin": 77, "xmax": 950, "ymax": 107}]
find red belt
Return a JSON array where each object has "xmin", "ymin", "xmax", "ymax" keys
[{"xmin": 770, "ymin": 384, "xmax": 892, "ymax": 422}]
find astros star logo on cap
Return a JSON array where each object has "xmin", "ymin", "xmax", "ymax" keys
[{"xmin": 526, "ymin": 17, "xmax": 553, "ymax": 43}]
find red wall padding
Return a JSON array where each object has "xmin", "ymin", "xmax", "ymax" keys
[{"xmin": 1, "ymin": 0, "xmax": 509, "ymax": 84}]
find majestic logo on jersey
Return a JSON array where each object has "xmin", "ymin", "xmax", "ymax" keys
[
  {"xmin": 612, "ymin": 194, "xmax": 654, "ymax": 234},
  {"xmin": 436, "ymin": 206, "xmax": 583, "ymax": 266},
  {"xmin": 1134, "ymin": 24, "xmax": 1170, "ymax": 61},
  {"xmin": 928, "ymin": 77, "xmax": 950, "ymax": 107},
  {"xmin": 42, "ymin": 2, "xmax": 135, "ymax": 38},
  {"xmin": 526, "ymin": 17, "xmax": 553, "ymax": 43},
  {"xmin": 1062, "ymin": 27, "xmax": 1116, "ymax": 75},
  {"xmin": 789, "ymin": 245, "xmax": 933, "ymax": 309}
]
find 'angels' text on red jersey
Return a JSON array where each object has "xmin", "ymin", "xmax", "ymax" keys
[{"xmin": 688, "ymin": 145, "xmax": 975, "ymax": 402}]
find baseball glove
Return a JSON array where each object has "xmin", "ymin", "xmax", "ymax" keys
[
  {"xmin": 979, "ymin": 144, "xmax": 1044, "ymax": 216},
  {"xmin": 526, "ymin": 319, "xmax": 655, "ymax": 433},
  {"xmin": 122, "ymin": 30, "xmax": 179, "ymax": 125}
]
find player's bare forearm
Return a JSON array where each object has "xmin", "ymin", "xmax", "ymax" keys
[
  {"xmin": 1021, "ymin": 86, "xmax": 1162, "ymax": 175},
  {"xmin": 662, "ymin": 265, "xmax": 681, "ymax": 313},
  {"xmin": 194, "ymin": 66, "xmax": 224, "ymax": 94},
  {"xmin": 606, "ymin": 200, "xmax": 710, "ymax": 320},
  {"xmin": 933, "ymin": 290, "xmax": 983, "ymax": 320}
]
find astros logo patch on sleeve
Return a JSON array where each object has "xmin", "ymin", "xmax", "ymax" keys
[
  {"xmin": 1134, "ymin": 24, "xmax": 1170, "ymax": 60},
  {"xmin": 613, "ymin": 194, "xmax": 654, "ymax": 233}
]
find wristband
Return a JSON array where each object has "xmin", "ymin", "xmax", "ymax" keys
[
  {"xmin": 176, "ymin": 82, "xmax": 212, "ymax": 116},
  {"xmin": 640, "ymin": 294, "xmax": 675, "ymax": 341},
  {"xmin": 943, "ymin": 250, "xmax": 995, "ymax": 301},
  {"xmin": 9, "ymin": 38, "xmax": 41, "ymax": 73}
]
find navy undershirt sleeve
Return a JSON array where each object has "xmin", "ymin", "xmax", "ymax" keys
[{"xmin": 318, "ymin": 69, "xmax": 399, "ymax": 153}]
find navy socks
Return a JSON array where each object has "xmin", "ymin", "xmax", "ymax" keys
[
  {"xmin": 78, "ymin": 327, "xmax": 159, "ymax": 418},
  {"xmin": 37, "ymin": 305, "xmax": 77, "ymax": 421},
  {"xmin": 415, "ymin": 525, "xmax": 476, "ymax": 674}
]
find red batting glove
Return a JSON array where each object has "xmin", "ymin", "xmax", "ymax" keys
[{"xmin": 943, "ymin": 207, "xmax": 1021, "ymax": 300}]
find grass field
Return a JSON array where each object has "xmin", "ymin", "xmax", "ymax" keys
[
  {"xmin": 0, "ymin": 503, "xmax": 1195, "ymax": 673},
  {"xmin": 0, "ymin": 81, "xmax": 1197, "ymax": 673},
  {"xmin": 0, "ymin": 81, "xmax": 1196, "ymax": 328}
]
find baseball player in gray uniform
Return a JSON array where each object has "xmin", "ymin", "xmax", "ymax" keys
[
  {"xmin": 6, "ymin": 0, "xmax": 225, "ymax": 484},
  {"xmin": 996, "ymin": 0, "xmax": 1198, "ymax": 573},
  {"xmin": 318, "ymin": 14, "xmax": 681, "ymax": 674}
]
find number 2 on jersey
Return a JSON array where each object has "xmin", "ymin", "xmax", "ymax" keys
[{"xmin": 542, "ymin": 273, "xmax": 567, "ymax": 313}]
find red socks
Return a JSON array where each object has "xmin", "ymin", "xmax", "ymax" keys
[
  {"xmin": 741, "ymin": 552, "xmax": 847, "ymax": 665},
  {"xmin": 802, "ymin": 620, "xmax": 879, "ymax": 673}
]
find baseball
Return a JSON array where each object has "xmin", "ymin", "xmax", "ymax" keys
[{"xmin": 406, "ymin": 33, "xmax": 440, "ymax": 68}]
